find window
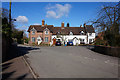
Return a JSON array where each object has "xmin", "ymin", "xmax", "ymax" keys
[
  {"xmin": 89, "ymin": 39, "xmax": 93, "ymax": 44},
  {"xmin": 44, "ymin": 37, "xmax": 48, "ymax": 42},
  {"xmin": 89, "ymin": 33, "xmax": 92, "ymax": 36},
  {"xmin": 31, "ymin": 27, "xmax": 36, "ymax": 35},
  {"xmin": 45, "ymin": 30, "xmax": 48, "ymax": 34},
  {"xmin": 32, "ymin": 37, "xmax": 35, "ymax": 42},
  {"xmin": 32, "ymin": 30, "xmax": 35, "ymax": 35},
  {"xmin": 69, "ymin": 31, "xmax": 73, "ymax": 35},
  {"xmin": 68, "ymin": 39, "xmax": 73, "ymax": 42},
  {"xmin": 38, "ymin": 39, "xmax": 40, "ymax": 41},
  {"xmin": 80, "ymin": 31, "xmax": 84, "ymax": 35},
  {"xmin": 80, "ymin": 39, "xmax": 85, "ymax": 44},
  {"xmin": 80, "ymin": 39, "xmax": 84, "ymax": 42}
]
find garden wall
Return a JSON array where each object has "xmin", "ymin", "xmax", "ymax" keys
[{"xmin": 94, "ymin": 45, "xmax": 120, "ymax": 57}]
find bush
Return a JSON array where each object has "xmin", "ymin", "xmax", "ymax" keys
[
  {"xmin": 38, "ymin": 42, "xmax": 50, "ymax": 46},
  {"xmin": 95, "ymin": 38, "xmax": 106, "ymax": 46},
  {"xmin": 32, "ymin": 42, "xmax": 37, "ymax": 46}
]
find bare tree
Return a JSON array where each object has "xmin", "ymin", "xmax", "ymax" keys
[{"xmin": 88, "ymin": 2, "xmax": 120, "ymax": 46}]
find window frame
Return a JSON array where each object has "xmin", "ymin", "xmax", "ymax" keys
[
  {"xmin": 89, "ymin": 33, "xmax": 92, "ymax": 36},
  {"xmin": 80, "ymin": 31, "xmax": 84, "ymax": 35},
  {"xmin": 69, "ymin": 31, "xmax": 73, "ymax": 35},
  {"xmin": 45, "ymin": 30, "xmax": 49, "ymax": 34},
  {"xmin": 32, "ymin": 30, "xmax": 35, "ymax": 35},
  {"xmin": 80, "ymin": 39, "xmax": 84, "ymax": 42},
  {"xmin": 32, "ymin": 37, "xmax": 35, "ymax": 42},
  {"xmin": 44, "ymin": 37, "xmax": 49, "ymax": 42}
]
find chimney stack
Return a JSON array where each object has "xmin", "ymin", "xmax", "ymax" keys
[
  {"xmin": 67, "ymin": 23, "xmax": 69, "ymax": 27},
  {"xmin": 80, "ymin": 25, "xmax": 82, "ymax": 27},
  {"xmin": 84, "ymin": 23, "xmax": 86, "ymax": 27},
  {"xmin": 61, "ymin": 22, "xmax": 64, "ymax": 29},
  {"xmin": 42, "ymin": 19, "xmax": 45, "ymax": 26}
]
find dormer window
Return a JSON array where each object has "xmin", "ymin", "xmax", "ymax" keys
[
  {"xmin": 32, "ymin": 30, "xmax": 35, "ymax": 35},
  {"xmin": 89, "ymin": 33, "xmax": 92, "ymax": 36},
  {"xmin": 45, "ymin": 30, "xmax": 48, "ymax": 34},
  {"xmin": 31, "ymin": 27, "xmax": 36, "ymax": 35},
  {"xmin": 44, "ymin": 28, "xmax": 49, "ymax": 35},
  {"xmin": 69, "ymin": 31, "xmax": 73, "ymax": 35},
  {"xmin": 80, "ymin": 30, "xmax": 84, "ymax": 35}
]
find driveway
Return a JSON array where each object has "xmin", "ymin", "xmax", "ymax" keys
[{"xmin": 20, "ymin": 45, "xmax": 118, "ymax": 78}]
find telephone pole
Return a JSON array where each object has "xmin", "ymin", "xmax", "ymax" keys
[
  {"xmin": 9, "ymin": 0, "xmax": 11, "ymax": 31},
  {"xmin": 9, "ymin": 0, "xmax": 12, "ymax": 44}
]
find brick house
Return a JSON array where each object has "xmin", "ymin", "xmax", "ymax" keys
[{"xmin": 27, "ymin": 20, "xmax": 95, "ymax": 45}]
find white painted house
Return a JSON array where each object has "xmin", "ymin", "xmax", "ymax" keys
[{"xmin": 51, "ymin": 22, "xmax": 95, "ymax": 45}]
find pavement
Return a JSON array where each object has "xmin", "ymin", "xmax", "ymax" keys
[
  {"xmin": 1, "ymin": 45, "xmax": 34, "ymax": 80},
  {"xmin": 23, "ymin": 45, "xmax": 119, "ymax": 78}
]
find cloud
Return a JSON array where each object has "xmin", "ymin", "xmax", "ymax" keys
[
  {"xmin": 46, "ymin": 4, "xmax": 71, "ymax": 19},
  {"xmin": 17, "ymin": 25, "xmax": 28, "ymax": 31},
  {"xmin": 16, "ymin": 16, "xmax": 28, "ymax": 24}
]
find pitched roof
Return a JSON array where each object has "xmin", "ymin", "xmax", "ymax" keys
[
  {"xmin": 51, "ymin": 27, "xmax": 85, "ymax": 35},
  {"xmin": 27, "ymin": 25, "xmax": 95, "ymax": 35},
  {"xmin": 27, "ymin": 25, "xmax": 53, "ymax": 32}
]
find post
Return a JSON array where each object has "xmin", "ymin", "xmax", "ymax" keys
[
  {"xmin": 9, "ymin": 0, "xmax": 12, "ymax": 44},
  {"xmin": 9, "ymin": 0, "xmax": 11, "ymax": 30}
]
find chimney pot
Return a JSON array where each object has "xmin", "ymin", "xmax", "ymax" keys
[
  {"xmin": 42, "ymin": 19, "xmax": 45, "ymax": 26},
  {"xmin": 80, "ymin": 25, "xmax": 82, "ymax": 27},
  {"xmin": 67, "ymin": 23, "xmax": 69, "ymax": 27},
  {"xmin": 61, "ymin": 22, "xmax": 64, "ymax": 29},
  {"xmin": 84, "ymin": 23, "xmax": 86, "ymax": 27}
]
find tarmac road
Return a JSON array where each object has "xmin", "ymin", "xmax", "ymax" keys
[{"xmin": 21, "ymin": 45, "xmax": 118, "ymax": 78}]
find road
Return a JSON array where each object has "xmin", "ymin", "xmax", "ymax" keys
[{"xmin": 20, "ymin": 45, "xmax": 118, "ymax": 78}]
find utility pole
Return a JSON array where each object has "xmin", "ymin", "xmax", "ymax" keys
[
  {"xmin": 9, "ymin": 0, "xmax": 12, "ymax": 45},
  {"xmin": 9, "ymin": 0, "xmax": 11, "ymax": 31}
]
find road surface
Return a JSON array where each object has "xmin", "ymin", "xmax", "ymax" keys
[{"xmin": 19, "ymin": 45, "xmax": 118, "ymax": 78}]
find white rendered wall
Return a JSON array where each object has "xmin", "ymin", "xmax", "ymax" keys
[
  {"xmin": 52, "ymin": 35, "xmax": 88, "ymax": 45},
  {"xmin": 87, "ymin": 33, "xmax": 95, "ymax": 44}
]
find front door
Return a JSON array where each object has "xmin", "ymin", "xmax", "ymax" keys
[
  {"xmin": 53, "ymin": 38, "xmax": 56, "ymax": 45},
  {"xmin": 37, "ymin": 36, "xmax": 42, "ymax": 45}
]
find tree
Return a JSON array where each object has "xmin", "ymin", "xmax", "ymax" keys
[
  {"xmin": 12, "ymin": 29, "xmax": 24, "ymax": 44},
  {"xmin": 89, "ymin": 3, "xmax": 120, "ymax": 47}
]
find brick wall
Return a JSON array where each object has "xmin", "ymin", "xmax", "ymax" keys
[
  {"xmin": 94, "ymin": 45, "xmax": 120, "ymax": 57},
  {"xmin": 29, "ymin": 30, "xmax": 52, "ymax": 45}
]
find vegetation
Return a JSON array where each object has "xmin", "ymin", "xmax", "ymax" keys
[
  {"xmin": 1, "ymin": 8, "xmax": 28, "ymax": 45},
  {"xmin": 12, "ymin": 29, "xmax": 24, "ymax": 44},
  {"xmin": 90, "ymin": 3, "xmax": 120, "ymax": 47}
]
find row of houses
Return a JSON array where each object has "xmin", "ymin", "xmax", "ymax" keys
[{"xmin": 27, "ymin": 20, "xmax": 95, "ymax": 45}]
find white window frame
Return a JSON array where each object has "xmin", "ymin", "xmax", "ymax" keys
[
  {"xmin": 80, "ymin": 31, "xmax": 84, "ymax": 35},
  {"xmin": 80, "ymin": 39, "xmax": 84, "ymax": 42},
  {"xmin": 32, "ymin": 37, "xmax": 35, "ymax": 42},
  {"xmin": 69, "ymin": 31, "xmax": 73, "ymax": 35},
  {"xmin": 89, "ymin": 33, "xmax": 92, "ymax": 36},
  {"xmin": 45, "ymin": 30, "xmax": 49, "ymax": 34},
  {"xmin": 32, "ymin": 30, "xmax": 35, "ymax": 35},
  {"xmin": 44, "ymin": 37, "xmax": 48, "ymax": 42}
]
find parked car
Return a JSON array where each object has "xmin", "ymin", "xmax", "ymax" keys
[
  {"xmin": 56, "ymin": 39, "xmax": 61, "ymax": 46},
  {"xmin": 67, "ymin": 40, "xmax": 73, "ymax": 46}
]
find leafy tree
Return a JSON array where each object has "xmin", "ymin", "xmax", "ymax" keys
[{"xmin": 12, "ymin": 29, "xmax": 24, "ymax": 44}]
